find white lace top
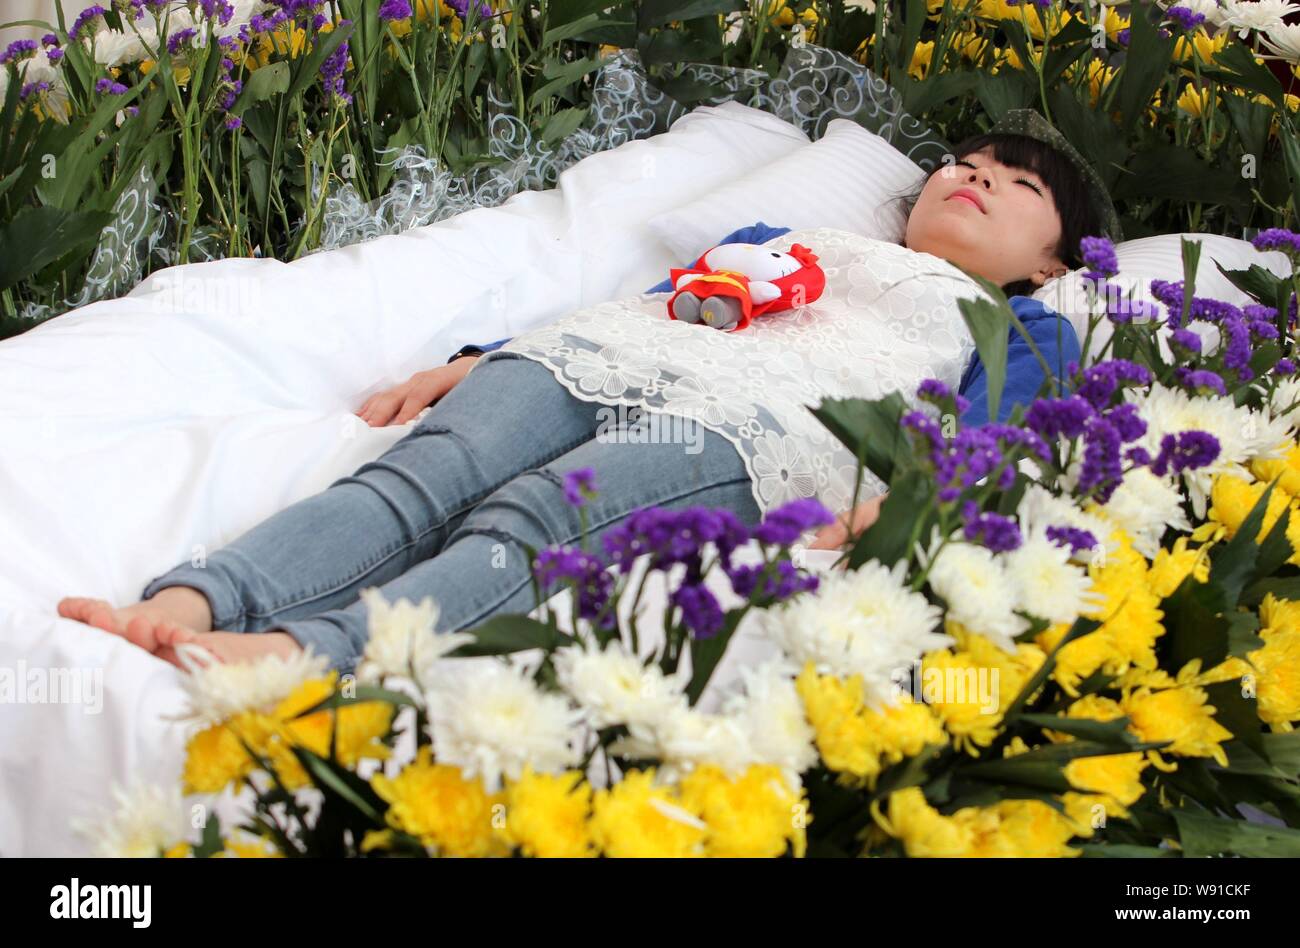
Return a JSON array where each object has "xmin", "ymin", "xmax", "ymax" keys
[{"xmin": 480, "ymin": 227, "xmax": 988, "ymax": 517}]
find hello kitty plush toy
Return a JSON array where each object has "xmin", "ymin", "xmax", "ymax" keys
[{"xmin": 667, "ymin": 242, "xmax": 826, "ymax": 331}]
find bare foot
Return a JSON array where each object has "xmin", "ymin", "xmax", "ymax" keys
[
  {"xmin": 57, "ymin": 586, "xmax": 214, "ymax": 653},
  {"xmin": 154, "ymin": 623, "xmax": 302, "ymax": 670}
]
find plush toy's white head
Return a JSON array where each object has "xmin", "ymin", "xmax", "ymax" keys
[{"xmin": 701, "ymin": 243, "xmax": 803, "ymax": 281}]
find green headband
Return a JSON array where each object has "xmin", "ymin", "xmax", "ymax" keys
[{"xmin": 986, "ymin": 108, "xmax": 1124, "ymax": 246}]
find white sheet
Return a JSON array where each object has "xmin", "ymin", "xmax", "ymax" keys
[{"xmin": 0, "ymin": 102, "xmax": 813, "ymax": 856}]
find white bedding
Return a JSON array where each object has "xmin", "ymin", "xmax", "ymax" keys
[{"xmin": 0, "ymin": 102, "xmax": 815, "ymax": 856}]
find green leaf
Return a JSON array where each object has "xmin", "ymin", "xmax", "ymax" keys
[
  {"xmin": 538, "ymin": 106, "xmax": 588, "ymax": 146},
  {"xmin": 291, "ymin": 746, "xmax": 387, "ymax": 826},
  {"xmin": 1209, "ymin": 479, "xmax": 1278, "ymax": 608},
  {"xmin": 1173, "ymin": 808, "xmax": 1300, "ymax": 857},
  {"xmin": 1110, "ymin": 145, "xmax": 1248, "ymax": 208},
  {"xmin": 1242, "ymin": 574, "xmax": 1300, "ymax": 608},
  {"xmin": 1209, "ymin": 42, "xmax": 1286, "ymax": 108},
  {"xmin": 637, "ymin": 0, "xmax": 742, "ymax": 31},
  {"xmin": 1112, "ymin": 9, "xmax": 1175, "ymax": 134},
  {"xmin": 233, "ymin": 61, "xmax": 290, "ymax": 114},
  {"xmin": 0, "ymin": 205, "xmax": 114, "ymax": 290},
  {"xmin": 450, "ymin": 614, "xmax": 574, "ymax": 656},
  {"xmin": 1203, "ymin": 679, "xmax": 1265, "ymax": 757},
  {"xmin": 192, "ymin": 811, "xmax": 224, "ymax": 858},
  {"xmin": 957, "ymin": 294, "xmax": 1012, "ymax": 425},
  {"xmin": 811, "ymin": 393, "xmax": 911, "ymax": 484},
  {"xmin": 286, "ymin": 20, "xmax": 355, "ymax": 101},
  {"xmin": 974, "ymin": 71, "xmax": 1034, "ymax": 120},
  {"xmin": 847, "ymin": 470, "xmax": 934, "ymax": 569},
  {"xmin": 1017, "ymin": 713, "xmax": 1137, "ymax": 746},
  {"xmin": 1002, "ymin": 615, "xmax": 1101, "ymax": 721}
]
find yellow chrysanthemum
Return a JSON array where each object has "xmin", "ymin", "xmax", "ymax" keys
[
  {"xmin": 370, "ymin": 747, "xmax": 504, "ymax": 857},
  {"xmin": 1147, "ymin": 536, "xmax": 1211, "ymax": 599},
  {"xmin": 1040, "ymin": 695, "xmax": 1149, "ymax": 833},
  {"xmin": 921, "ymin": 625, "xmax": 1044, "ymax": 754},
  {"xmin": 1176, "ymin": 83, "xmax": 1216, "ymax": 118},
  {"xmin": 1203, "ymin": 471, "xmax": 1291, "ymax": 543},
  {"xmin": 795, "ymin": 664, "xmax": 946, "ymax": 784},
  {"xmin": 1038, "ymin": 530, "xmax": 1164, "ymax": 696},
  {"xmin": 218, "ymin": 833, "xmax": 283, "ymax": 858},
  {"xmin": 1067, "ymin": 57, "xmax": 1117, "ymax": 107},
  {"xmin": 1121, "ymin": 682, "xmax": 1234, "ymax": 768},
  {"xmin": 877, "ymin": 787, "xmax": 1079, "ymax": 857},
  {"xmin": 951, "ymin": 30, "xmax": 991, "ymax": 63},
  {"xmin": 267, "ymin": 675, "xmax": 394, "ymax": 790},
  {"xmin": 499, "ymin": 768, "xmax": 594, "ymax": 858},
  {"xmin": 1249, "ymin": 624, "xmax": 1300, "ymax": 730},
  {"xmin": 162, "ymin": 842, "xmax": 191, "ymax": 858},
  {"xmin": 909, "ymin": 40, "xmax": 935, "ymax": 79},
  {"xmin": 182, "ymin": 710, "xmax": 274, "ymax": 794},
  {"xmin": 1262, "ymin": 593, "xmax": 1300, "ymax": 636},
  {"xmin": 1174, "ymin": 28, "xmax": 1227, "ymax": 65},
  {"xmin": 679, "ymin": 764, "xmax": 808, "ymax": 858},
  {"xmin": 1102, "ymin": 9, "xmax": 1129, "ymax": 42},
  {"xmin": 589, "ymin": 769, "xmax": 706, "ymax": 858}
]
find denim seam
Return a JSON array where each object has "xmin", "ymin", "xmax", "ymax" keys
[{"xmin": 239, "ymin": 426, "xmax": 599, "ymax": 623}]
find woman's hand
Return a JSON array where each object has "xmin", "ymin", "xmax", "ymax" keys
[
  {"xmin": 808, "ymin": 495, "xmax": 887, "ymax": 550},
  {"xmin": 354, "ymin": 356, "xmax": 479, "ymax": 427}
]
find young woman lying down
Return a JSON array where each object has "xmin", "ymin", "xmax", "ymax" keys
[{"xmin": 59, "ymin": 113, "xmax": 1115, "ymax": 673}]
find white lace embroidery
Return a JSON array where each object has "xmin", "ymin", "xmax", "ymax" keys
[{"xmin": 487, "ymin": 227, "xmax": 988, "ymax": 518}]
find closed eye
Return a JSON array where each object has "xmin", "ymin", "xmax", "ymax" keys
[{"xmin": 955, "ymin": 158, "xmax": 1045, "ymax": 196}]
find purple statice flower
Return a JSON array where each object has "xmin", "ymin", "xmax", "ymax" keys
[
  {"xmin": 1079, "ymin": 236, "xmax": 1119, "ymax": 284},
  {"xmin": 1170, "ymin": 327, "xmax": 1202, "ymax": 354},
  {"xmin": 312, "ymin": 12, "xmax": 328, "ymax": 28},
  {"xmin": 40, "ymin": 33, "xmax": 59, "ymax": 47},
  {"xmin": 19, "ymin": 80, "xmax": 51, "ymax": 100},
  {"xmin": 446, "ymin": 0, "xmax": 494, "ymax": 18},
  {"xmin": 379, "ymin": 0, "xmax": 413, "ymax": 19},
  {"xmin": 671, "ymin": 583, "xmax": 724, "ymax": 639},
  {"xmin": 94, "ymin": 77, "xmax": 129, "ymax": 95},
  {"xmin": 200, "ymin": 0, "xmax": 235, "ymax": 25},
  {"xmin": 1106, "ymin": 294, "xmax": 1160, "ymax": 324},
  {"xmin": 1046, "ymin": 525, "xmax": 1097, "ymax": 556},
  {"xmin": 0, "ymin": 40, "xmax": 39, "ymax": 65},
  {"xmin": 130, "ymin": 0, "xmax": 168, "ymax": 16},
  {"xmin": 1150, "ymin": 431, "xmax": 1221, "ymax": 477},
  {"xmin": 917, "ymin": 378, "xmax": 972, "ymax": 415},
  {"xmin": 1104, "ymin": 401, "xmax": 1147, "ymax": 442},
  {"xmin": 562, "ymin": 468, "xmax": 597, "ymax": 507},
  {"xmin": 1252, "ymin": 228, "xmax": 1300, "ymax": 258},
  {"xmin": 70, "ymin": 5, "xmax": 108, "ymax": 41},
  {"xmin": 1077, "ymin": 416, "xmax": 1123, "ymax": 503},
  {"xmin": 1150, "ymin": 278, "xmax": 1245, "ymax": 328},
  {"xmin": 753, "ymin": 498, "xmax": 834, "ymax": 546},
  {"xmin": 1025, "ymin": 395, "xmax": 1093, "ymax": 440},
  {"xmin": 1116, "ymin": 27, "xmax": 1130, "ymax": 46},
  {"xmin": 1124, "ymin": 445, "xmax": 1152, "ymax": 466},
  {"xmin": 728, "ymin": 560, "xmax": 818, "ymax": 602},
  {"xmin": 1221, "ymin": 316, "xmax": 1253, "ymax": 380},
  {"xmin": 902, "ymin": 410, "xmax": 945, "ymax": 459},
  {"xmin": 961, "ymin": 501, "xmax": 1022, "ymax": 553},
  {"xmin": 1174, "ymin": 367, "xmax": 1227, "ymax": 396},
  {"xmin": 224, "ymin": 115, "xmax": 243, "ymax": 130},
  {"xmin": 46, "ymin": 47, "xmax": 64, "ymax": 63},
  {"xmin": 1165, "ymin": 5, "xmax": 1206, "ymax": 31},
  {"xmin": 1075, "ymin": 359, "xmax": 1153, "ymax": 410},
  {"xmin": 167, "ymin": 28, "xmax": 199, "ymax": 55},
  {"xmin": 533, "ymin": 546, "xmax": 615, "ymax": 626},
  {"xmin": 1276, "ymin": 358, "xmax": 1297, "ymax": 376},
  {"xmin": 602, "ymin": 507, "xmax": 739, "ymax": 575},
  {"xmin": 319, "ymin": 22, "xmax": 351, "ymax": 101}
]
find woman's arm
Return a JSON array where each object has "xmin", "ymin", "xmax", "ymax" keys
[{"xmin": 355, "ymin": 355, "xmax": 479, "ymax": 427}]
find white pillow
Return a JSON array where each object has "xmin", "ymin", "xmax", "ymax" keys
[
  {"xmin": 646, "ymin": 117, "xmax": 924, "ymax": 262},
  {"xmin": 1031, "ymin": 234, "xmax": 1294, "ymax": 358}
]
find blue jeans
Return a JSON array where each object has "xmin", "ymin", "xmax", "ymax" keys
[{"xmin": 140, "ymin": 351, "xmax": 762, "ymax": 672}]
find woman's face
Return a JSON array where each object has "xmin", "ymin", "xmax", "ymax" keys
[{"xmin": 904, "ymin": 146, "xmax": 1070, "ymax": 289}]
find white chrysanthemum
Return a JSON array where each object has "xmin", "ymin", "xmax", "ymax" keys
[
  {"xmin": 1003, "ymin": 532, "xmax": 1100, "ymax": 628},
  {"xmin": 356, "ymin": 587, "xmax": 473, "ymax": 686},
  {"xmin": 619, "ymin": 703, "xmax": 758, "ymax": 780},
  {"xmin": 1128, "ymin": 383, "xmax": 1290, "ymax": 517},
  {"xmin": 763, "ymin": 559, "xmax": 950, "ymax": 706},
  {"xmin": 1267, "ymin": 376, "xmax": 1300, "ymax": 429},
  {"xmin": 173, "ymin": 647, "xmax": 329, "ymax": 726},
  {"xmin": 91, "ymin": 28, "xmax": 160, "ymax": 67},
  {"xmin": 74, "ymin": 780, "xmax": 187, "ymax": 857},
  {"xmin": 921, "ymin": 536, "xmax": 1024, "ymax": 652},
  {"xmin": 721, "ymin": 659, "xmax": 817, "ymax": 784},
  {"xmin": 1223, "ymin": 0, "xmax": 1293, "ymax": 38},
  {"xmin": 1016, "ymin": 483, "xmax": 1116, "ymax": 557},
  {"xmin": 553, "ymin": 638, "xmax": 685, "ymax": 731},
  {"xmin": 1097, "ymin": 466, "xmax": 1192, "ymax": 559},
  {"xmin": 1261, "ymin": 20, "xmax": 1300, "ymax": 59},
  {"xmin": 425, "ymin": 661, "xmax": 583, "ymax": 792}
]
